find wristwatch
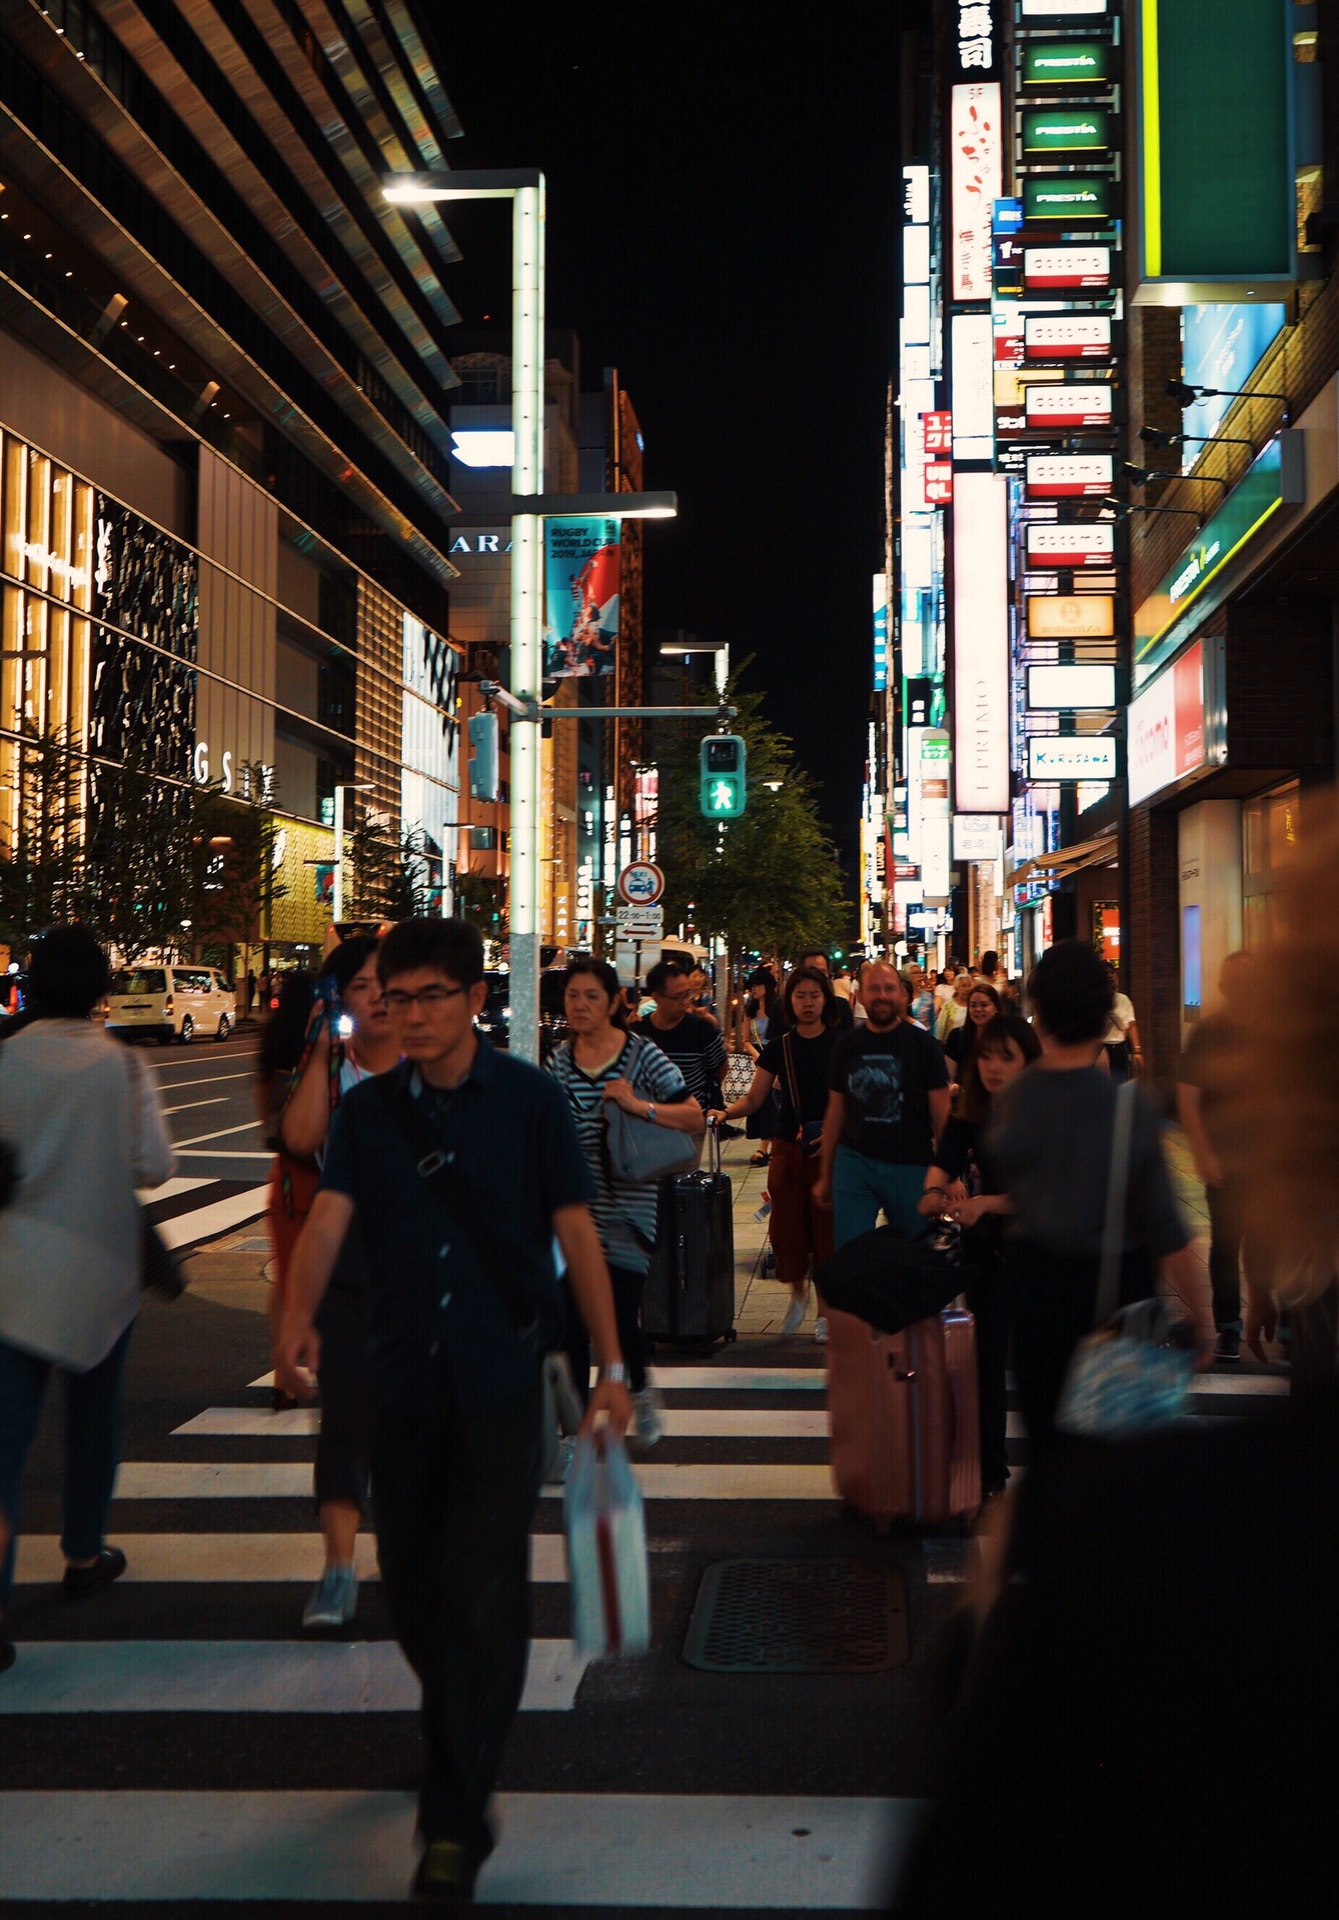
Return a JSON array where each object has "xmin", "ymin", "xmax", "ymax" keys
[
  {"xmin": 601, "ymin": 1362, "xmax": 629, "ymax": 1385},
  {"xmin": 645, "ymin": 1102, "xmax": 657, "ymax": 1125}
]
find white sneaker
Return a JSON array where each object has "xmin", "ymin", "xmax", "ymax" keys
[
  {"xmin": 629, "ymin": 1386, "xmax": 664, "ymax": 1450},
  {"xmin": 780, "ymin": 1288, "xmax": 810, "ymax": 1337},
  {"xmin": 813, "ymin": 1315, "xmax": 829, "ymax": 1345},
  {"xmin": 303, "ymin": 1564, "xmax": 358, "ymax": 1629}
]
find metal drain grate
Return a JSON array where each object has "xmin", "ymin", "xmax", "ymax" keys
[{"xmin": 683, "ymin": 1558, "xmax": 909, "ymax": 1673}]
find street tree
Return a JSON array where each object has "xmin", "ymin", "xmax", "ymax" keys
[
  {"xmin": 82, "ymin": 748, "xmax": 199, "ymax": 962},
  {"xmin": 0, "ymin": 724, "xmax": 86, "ymax": 953},
  {"xmin": 654, "ymin": 672, "xmax": 851, "ymax": 960}
]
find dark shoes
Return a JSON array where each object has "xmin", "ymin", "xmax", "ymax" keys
[
  {"xmin": 62, "ymin": 1546, "xmax": 127, "ymax": 1599},
  {"xmin": 412, "ymin": 1840, "xmax": 477, "ymax": 1905},
  {"xmin": 1213, "ymin": 1329, "xmax": 1242, "ymax": 1366}
]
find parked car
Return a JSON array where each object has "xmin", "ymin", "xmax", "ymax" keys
[{"xmin": 106, "ymin": 964, "xmax": 235, "ymax": 1044}]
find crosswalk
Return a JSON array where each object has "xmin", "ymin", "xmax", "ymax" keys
[
  {"xmin": 141, "ymin": 1174, "xmax": 270, "ymax": 1251},
  {"xmin": 3, "ymin": 1323, "xmax": 1291, "ymax": 1910}
]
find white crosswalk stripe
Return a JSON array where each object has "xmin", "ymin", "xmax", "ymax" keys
[
  {"xmin": 175, "ymin": 1404, "xmax": 833, "ymax": 1439},
  {"xmin": 113, "ymin": 1458, "xmax": 839, "ymax": 1500},
  {"xmin": 0, "ymin": 1640, "xmax": 588, "ymax": 1715},
  {"xmin": 0, "ymin": 1790, "xmax": 921, "ymax": 1907}
]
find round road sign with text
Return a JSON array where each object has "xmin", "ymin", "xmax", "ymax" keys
[{"xmin": 617, "ymin": 861, "xmax": 665, "ymax": 906}]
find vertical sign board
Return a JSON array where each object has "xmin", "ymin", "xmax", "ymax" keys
[
  {"xmin": 872, "ymin": 573, "xmax": 889, "ymax": 693},
  {"xmin": 948, "ymin": 5, "xmax": 1003, "ymax": 299},
  {"xmin": 920, "ymin": 730, "xmax": 953, "ymax": 901},
  {"xmin": 1134, "ymin": 0, "xmax": 1294, "ymax": 297},
  {"xmin": 1127, "ymin": 640, "xmax": 1208, "ymax": 805},
  {"xmin": 950, "ymin": 312, "xmax": 995, "ymax": 460},
  {"xmin": 952, "ymin": 472, "xmax": 1010, "ymax": 813}
]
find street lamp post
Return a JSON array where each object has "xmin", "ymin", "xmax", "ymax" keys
[
  {"xmin": 382, "ymin": 173, "xmax": 678, "ymax": 1059},
  {"xmin": 332, "ymin": 781, "xmax": 375, "ymax": 923}
]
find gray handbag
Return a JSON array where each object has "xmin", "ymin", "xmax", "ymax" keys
[{"xmin": 604, "ymin": 1098, "xmax": 701, "ymax": 1183}]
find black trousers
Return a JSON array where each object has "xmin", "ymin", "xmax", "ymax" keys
[
  {"xmin": 963, "ymin": 1246, "xmax": 1010, "ymax": 1493},
  {"xmin": 314, "ymin": 1281, "xmax": 371, "ymax": 1513},
  {"xmin": 370, "ymin": 1384, "xmax": 543, "ymax": 1857},
  {"xmin": 1205, "ymin": 1182, "xmax": 1248, "ymax": 1332},
  {"xmin": 562, "ymin": 1262, "xmax": 647, "ymax": 1398},
  {"xmin": 1004, "ymin": 1240, "xmax": 1155, "ymax": 1452}
]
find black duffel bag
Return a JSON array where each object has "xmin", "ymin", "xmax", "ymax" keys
[{"xmin": 816, "ymin": 1218, "xmax": 977, "ymax": 1335}]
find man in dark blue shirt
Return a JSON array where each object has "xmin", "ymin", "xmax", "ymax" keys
[{"xmin": 278, "ymin": 918, "xmax": 630, "ymax": 1904}]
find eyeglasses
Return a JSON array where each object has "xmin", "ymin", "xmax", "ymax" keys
[{"xmin": 382, "ymin": 985, "xmax": 468, "ymax": 1012}]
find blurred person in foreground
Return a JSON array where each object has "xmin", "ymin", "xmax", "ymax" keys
[
  {"xmin": 0, "ymin": 926, "xmax": 174, "ymax": 1676},
  {"xmin": 989, "ymin": 939, "xmax": 1210, "ymax": 1451},
  {"xmin": 1177, "ymin": 949, "xmax": 1266, "ymax": 1364},
  {"xmin": 896, "ymin": 875, "xmax": 1339, "ymax": 1917},
  {"xmin": 276, "ymin": 918, "xmax": 630, "ymax": 1903}
]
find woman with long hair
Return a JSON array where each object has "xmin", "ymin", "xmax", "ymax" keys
[
  {"xmin": 0, "ymin": 926, "xmax": 174, "ymax": 1675},
  {"xmin": 944, "ymin": 982, "xmax": 1002, "ymax": 1095},
  {"xmin": 547, "ymin": 958, "xmax": 704, "ymax": 1448},
  {"xmin": 711, "ymin": 965, "xmax": 844, "ymax": 1341},
  {"xmin": 276, "ymin": 936, "xmax": 398, "ymax": 1631},
  {"xmin": 919, "ymin": 1012, "xmax": 1041, "ymax": 1495},
  {"xmin": 256, "ymin": 969, "xmax": 315, "ymax": 1384}
]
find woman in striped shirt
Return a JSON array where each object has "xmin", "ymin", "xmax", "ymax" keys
[{"xmin": 547, "ymin": 959, "xmax": 704, "ymax": 1448}]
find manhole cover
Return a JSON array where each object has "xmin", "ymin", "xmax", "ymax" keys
[{"xmin": 683, "ymin": 1558, "xmax": 909, "ymax": 1673}]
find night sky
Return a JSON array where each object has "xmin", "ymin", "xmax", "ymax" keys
[{"xmin": 423, "ymin": 2, "xmax": 905, "ymax": 885}]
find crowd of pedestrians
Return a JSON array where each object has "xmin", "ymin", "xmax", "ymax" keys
[{"xmin": 1, "ymin": 895, "xmax": 1336, "ymax": 1908}]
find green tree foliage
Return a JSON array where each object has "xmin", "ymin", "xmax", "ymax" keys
[
  {"xmin": 0, "ymin": 724, "xmax": 86, "ymax": 951},
  {"xmin": 454, "ymin": 868, "xmax": 507, "ymax": 940},
  {"xmin": 654, "ymin": 671, "xmax": 851, "ymax": 957}
]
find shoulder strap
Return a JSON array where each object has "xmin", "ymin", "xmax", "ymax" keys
[
  {"xmin": 376, "ymin": 1075, "xmax": 538, "ymax": 1334},
  {"xmin": 779, "ymin": 1032, "xmax": 804, "ymax": 1130},
  {"xmin": 1095, "ymin": 1080, "xmax": 1139, "ymax": 1324}
]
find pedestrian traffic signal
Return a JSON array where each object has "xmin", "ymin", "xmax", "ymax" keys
[
  {"xmin": 469, "ymin": 710, "xmax": 499, "ymax": 802},
  {"xmin": 699, "ymin": 734, "xmax": 747, "ymax": 819}
]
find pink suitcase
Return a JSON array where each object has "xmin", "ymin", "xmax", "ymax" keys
[{"xmin": 827, "ymin": 1303, "xmax": 981, "ymax": 1530}]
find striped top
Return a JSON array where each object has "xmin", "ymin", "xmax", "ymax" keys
[{"xmin": 547, "ymin": 1031, "xmax": 689, "ymax": 1275}]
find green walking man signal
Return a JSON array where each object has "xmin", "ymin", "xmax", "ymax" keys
[{"xmin": 699, "ymin": 733, "xmax": 747, "ymax": 819}]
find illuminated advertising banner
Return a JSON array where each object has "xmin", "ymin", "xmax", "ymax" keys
[
  {"xmin": 920, "ymin": 731, "xmax": 952, "ymax": 901},
  {"xmin": 1133, "ymin": 438, "xmax": 1287, "ymax": 683},
  {"xmin": 543, "ymin": 518, "xmax": 620, "ymax": 678},
  {"xmin": 951, "ymin": 472, "xmax": 1010, "ymax": 813},
  {"xmin": 1134, "ymin": 0, "xmax": 1294, "ymax": 296},
  {"xmin": 951, "ymin": 311, "xmax": 995, "ymax": 459},
  {"xmin": 1181, "ymin": 304, "xmax": 1287, "ymax": 457},
  {"xmin": 872, "ymin": 574, "xmax": 889, "ymax": 694},
  {"xmin": 950, "ymin": 0, "xmax": 1003, "ymax": 79},
  {"xmin": 1022, "ymin": 40, "xmax": 1114, "ymax": 86},
  {"xmin": 1027, "ymin": 735, "xmax": 1120, "ymax": 781},
  {"xmin": 1026, "ymin": 594, "xmax": 1115, "ymax": 639},
  {"xmin": 953, "ymin": 814, "xmax": 1004, "ymax": 861},
  {"xmin": 1024, "ymin": 313, "xmax": 1112, "ymax": 362},
  {"xmin": 1021, "ymin": 0, "xmax": 1108, "ymax": 14},
  {"xmin": 1026, "ymin": 521, "xmax": 1115, "ymax": 568},
  {"xmin": 1023, "ymin": 110, "xmax": 1111, "ymax": 155},
  {"xmin": 1023, "ymin": 246, "xmax": 1111, "ymax": 290},
  {"xmin": 1026, "ymin": 454, "xmax": 1113, "ymax": 499},
  {"xmin": 1024, "ymin": 176, "xmax": 1111, "ymax": 223},
  {"xmin": 1025, "ymin": 384, "xmax": 1114, "ymax": 430},
  {"xmin": 1128, "ymin": 641, "xmax": 1207, "ymax": 805},
  {"xmin": 1027, "ymin": 663, "xmax": 1117, "ymax": 709},
  {"xmin": 950, "ymin": 83, "xmax": 1003, "ymax": 301}
]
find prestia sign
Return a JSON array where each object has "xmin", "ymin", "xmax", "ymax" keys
[
  {"xmin": 1025, "ymin": 521, "xmax": 1115, "ymax": 568},
  {"xmin": 1023, "ymin": 109, "xmax": 1111, "ymax": 154},
  {"xmin": 1025, "ymin": 313, "xmax": 1112, "ymax": 361},
  {"xmin": 1025, "ymin": 384, "xmax": 1114, "ymax": 430},
  {"xmin": 1026, "ymin": 453, "xmax": 1114, "ymax": 499},
  {"xmin": 1021, "ymin": 40, "xmax": 1114, "ymax": 87},
  {"xmin": 1024, "ymin": 176, "xmax": 1111, "ymax": 222},
  {"xmin": 1023, "ymin": 246, "xmax": 1111, "ymax": 291}
]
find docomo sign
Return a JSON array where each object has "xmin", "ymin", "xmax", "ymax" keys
[
  {"xmin": 1025, "ymin": 522, "xmax": 1115, "ymax": 568},
  {"xmin": 1023, "ymin": 246, "xmax": 1111, "ymax": 291},
  {"xmin": 1026, "ymin": 454, "xmax": 1114, "ymax": 500},
  {"xmin": 952, "ymin": 472, "xmax": 1010, "ymax": 814},
  {"xmin": 1024, "ymin": 314, "xmax": 1112, "ymax": 362},
  {"xmin": 1025, "ymin": 385, "xmax": 1113, "ymax": 430},
  {"xmin": 1128, "ymin": 642, "xmax": 1207, "ymax": 806}
]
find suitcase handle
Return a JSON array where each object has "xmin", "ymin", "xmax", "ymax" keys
[{"xmin": 890, "ymin": 1365, "xmax": 918, "ymax": 1383}]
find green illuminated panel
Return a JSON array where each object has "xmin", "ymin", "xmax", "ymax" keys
[
  {"xmin": 1138, "ymin": 0, "xmax": 1293, "ymax": 283},
  {"xmin": 1022, "ymin": 40, "xmax": 1113, "ymax": 86},
  {"xmin": 1024, "ymin": 175, "xmax": 1111, "ymax": 221},
  {"xmin": 1024, "ymin": 109, "xmax": 1111, "ymax": 153}
]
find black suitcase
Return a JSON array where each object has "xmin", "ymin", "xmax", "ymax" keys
[{"xmin": 643, "ymin": 1124, "xmax": 737, "ymax": 1351}]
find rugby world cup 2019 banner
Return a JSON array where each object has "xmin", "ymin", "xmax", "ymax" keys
[{"xmin": 543, "ymin": 518, "xmax": 621, "ymax": 678}]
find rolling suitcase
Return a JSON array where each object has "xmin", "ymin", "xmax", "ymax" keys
[
  {"xmin": 642, "ymin": 1123, "xmax": 737, "ymax": 1351},
  {"xmin": 827, "ymin": 1302, "xmax": 980, "ymax": 1530}
]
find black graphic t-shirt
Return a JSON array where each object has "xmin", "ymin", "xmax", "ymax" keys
[{"xmin": 829, "ymin": 1021, "xmax": 949, "ymax": 1166}]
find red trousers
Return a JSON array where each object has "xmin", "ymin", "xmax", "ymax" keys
[{"xmin": 767, "ymin": 1138, "xmax": 833, "ymax": 1290}]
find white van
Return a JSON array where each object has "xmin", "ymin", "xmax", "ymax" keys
[{"xmin": 106, "ymin": 964, "xmax": 235, "ymax": 1044}]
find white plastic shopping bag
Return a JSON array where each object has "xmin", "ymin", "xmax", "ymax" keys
[{"xmin": 562, "ymin": 1429, "xmax": 651, "ymax": 1659}]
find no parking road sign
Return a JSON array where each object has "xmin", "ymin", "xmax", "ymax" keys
[{"xmin": 617, "ymin": 861, "xmax": 665, "ymax": 907}]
